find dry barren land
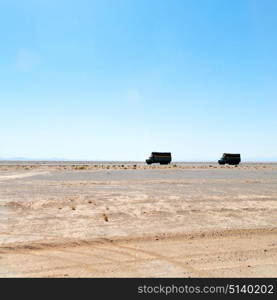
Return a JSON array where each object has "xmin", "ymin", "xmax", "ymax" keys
[{"xmin": 0, "ymin": 162, "xmax": 277, "ymax": 277}]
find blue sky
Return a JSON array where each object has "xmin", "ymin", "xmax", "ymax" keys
[{"xmin": 0, "ymin": 0, "xmax": 277, "ymax": 161}]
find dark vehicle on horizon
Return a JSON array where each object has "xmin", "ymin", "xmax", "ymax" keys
[
  {"xmin": 218, "ymin": 153, "xmax": 241, "ymax": 166},
  {"xmin": 146, "ymin": 152, "xmax": 172, "ymax": 165}
]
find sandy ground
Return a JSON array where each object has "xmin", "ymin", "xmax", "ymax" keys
[{"xmin": 0, "ymin": 162, "xmax": 277, "ymax": 277}]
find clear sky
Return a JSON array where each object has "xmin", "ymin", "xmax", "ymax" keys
[{"xmin": 0, "ymin": 0, "xmax": 276, "ymax": 161}]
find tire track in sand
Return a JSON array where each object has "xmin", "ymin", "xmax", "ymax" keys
[{"xmin": 110, "ymin": 243, "xmax": 212, "ymax": 277}]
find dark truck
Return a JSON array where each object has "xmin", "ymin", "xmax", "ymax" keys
[
  {"xmin": 218, "ymin": 153, "xmax": 241, "ymax": 165},
  {"xmin": 146, "ymin": 152, "xmax": 172, "ymax": 165}
]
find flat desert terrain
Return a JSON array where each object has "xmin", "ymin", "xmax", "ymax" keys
[{"xmin": 0, "ymin": 162, "xmax": 277, "ymax": 277}]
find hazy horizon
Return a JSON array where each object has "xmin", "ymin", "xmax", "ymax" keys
[{"xmin": 0, "ymin": 157, "xmax": 277, "ymax": 163}]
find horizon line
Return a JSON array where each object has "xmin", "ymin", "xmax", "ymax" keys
[{"xmin": 0, "ymin": 159, "xmax": 277, "ymax": 163}]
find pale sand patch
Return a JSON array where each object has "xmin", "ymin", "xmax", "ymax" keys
[{"xmin": 0, "ymin": 171, "xmax": 49, "ymax": 181}]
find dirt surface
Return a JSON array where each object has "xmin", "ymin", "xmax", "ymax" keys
[{"xmin": 0, "ymin": 162, "xmax": 277, "ymax": 277}]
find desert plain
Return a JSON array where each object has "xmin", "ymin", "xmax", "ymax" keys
[{"xmin": 0, "ymin": 161, "xmax": 277, "ymax": 277}]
